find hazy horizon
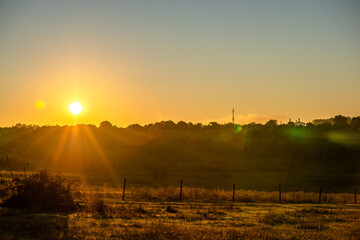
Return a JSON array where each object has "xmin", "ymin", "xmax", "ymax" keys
[{"xmin": 1, "ymin": 113, "xmax": 357, "ymax": 128}]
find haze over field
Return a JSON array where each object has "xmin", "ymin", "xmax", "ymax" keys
[{"xmin": 1, "ymin": 0, "xmax": 360, "ymax": 127}]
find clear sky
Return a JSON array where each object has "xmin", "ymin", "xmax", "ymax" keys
[{"xmin": 0, "ymin": 0, "xmax": 359, "ymax": 127}]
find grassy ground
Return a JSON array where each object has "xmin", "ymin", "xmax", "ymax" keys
[
  {"xmin": 1, "ymin": 171, "xmax": 360, "ymax": 239},
  {"xmin": 1, "ymin": 201, "xmax": 360, "ymax": 239}
]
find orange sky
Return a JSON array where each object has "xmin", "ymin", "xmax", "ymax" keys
[{"xmin": 1, "ymin": 1, "xmax": 359, "ymax": 127}]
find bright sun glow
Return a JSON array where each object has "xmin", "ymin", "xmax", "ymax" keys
[
  {"xmin": 35, "ymin": 100, "xmax": 45, "ymax": 110},
  {"xmin": 69, "ymin": 102, "xmax": 83, "ymax": 115}
]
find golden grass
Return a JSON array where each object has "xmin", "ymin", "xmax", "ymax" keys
[
  {"xmin": 1, "ymin": 171, "xmax": 360, "ymax": 239},
  {"xmin": 75, "ymin": 185, "xmax": 357, "ymax": 204},
  {"xmin": 1, "ymin": 201, "xmax": 360, "ymax": 239},
  {"xmin": 0, "ymin": 170, "xmax": 357, "ymax": 204}
]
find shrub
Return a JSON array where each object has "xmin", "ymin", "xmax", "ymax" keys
[
  {"xmin": 0, "ymin": 170, "xmax": 76, "ymax": 213},
  {"xmin": 89, "ymin": 195, "xmax": 108, "ymax": 217}
]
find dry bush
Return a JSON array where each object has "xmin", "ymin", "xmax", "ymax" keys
[
  {"xmin": 83, "ymin": 192, "xmax": 152, "ymax": 219},
  {"xmin": 0, "ymin": 170, "xmax": 76, "ymax": 213},
  {"xmin": 89, "ymin": 195, "xmax": 108, "ymax": 217},
  {"xmin": 78, "ymin": 187, "xmax": 110, "ymax": 217}
]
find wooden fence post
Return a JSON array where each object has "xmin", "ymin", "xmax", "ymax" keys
[
  {"xmin": 233, "ymin": 184, "xmax": 235, "ymax": 202},
  {"xmin": 355, "ymin": 188, "xmax": 357, "ymax": 204},
  {"xmin": 122, "ymin": 177, "xmax": 126, "ymax": 201},
  {"xmin": 179, "ymin": 180, "xmax": 183, "ymax": 201},
  {"xmin": 279, "ymin": 184, "xmax": 282, "ymax": 203},
  {"xmin": 318, "ymin": 187, "xmax": 322, "ymax": 204},
  {"xmin": 6, "ymin": 154, "xmax": 14, "ymax": 179}
]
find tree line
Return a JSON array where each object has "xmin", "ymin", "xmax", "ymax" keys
[{"xmin": 0, "ymin": 115, "xmax": 359, "ymax": 191}]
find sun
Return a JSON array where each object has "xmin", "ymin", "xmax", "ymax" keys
[{"xmin": 69, "ymin": 102, "xmax": 83, "ymax": 115}]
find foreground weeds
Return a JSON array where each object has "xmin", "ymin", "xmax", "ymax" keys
[{"xmin": 0, "ymin": 171, "xmax": 76, "ymax": 213}]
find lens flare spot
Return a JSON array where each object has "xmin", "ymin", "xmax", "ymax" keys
[
  {"xmin": 327, "ymin": 131, "xmax": 360, "ymax": 146},
  {"xmin": 287, "ymin": 127, "xmax": 309, "ymax": 139},
  {"xmin": 236, "ymin": 125, "xmax": 242, "ymax": 132},
  {"xmin": 69, "ymin": 102, "xmax": 82, "ymax": 115},
  {"xmin": 35, "ymin": 100, "xmax": 45, "ymax": 109}
]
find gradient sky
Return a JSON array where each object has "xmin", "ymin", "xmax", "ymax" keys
[{"xmin": 1, "ymin": 0, "xmax": 359, "ymax": 127}]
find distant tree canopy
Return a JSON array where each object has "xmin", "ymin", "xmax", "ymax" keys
[
  {"xmin": 5, "ymin": 115, "xmax": 360, "ymax": 133},
  {"xmin": 265, "ymin": 119, "xmax": 278, "ymax": 127},
  {"xmin": 350, "ymin": 116, "xmax": 360, "ymax": 130},
  {"xmin": 333, "ymin": 115, "xmax": 349, "ymax": 129},
  {"xmin": 0, "ymin": 115, "xmax": 359, "ymax": 192},
  {"xmin": 99, "ymin": 121, "xmax": 113, "ymax": 129}
]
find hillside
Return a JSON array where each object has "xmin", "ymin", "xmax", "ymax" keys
[{"xmin": 1, "ymin": 116, "xmax": 360, "ymax": 192}]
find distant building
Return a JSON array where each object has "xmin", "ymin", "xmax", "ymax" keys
[{"xmin": 295, "ymin": 118, "xmax": 306, "ymax": 127}]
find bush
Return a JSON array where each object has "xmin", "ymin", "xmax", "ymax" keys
[
  {"xmin": 89, "ymin": 195, "xmax": 108, "ymax": 217},
  {"xmin": 0, "ymin": 170, "xmax": 76, "ymax": 213}
]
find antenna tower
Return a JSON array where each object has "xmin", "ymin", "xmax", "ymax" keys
[{"xmin": 232, "ymin": 108, "xmax": 235, "ymax": 125}]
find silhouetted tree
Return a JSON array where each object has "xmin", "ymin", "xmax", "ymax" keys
[
  {"xmin": 177, "ymin": 121, "xmax": 188, "ymax": 130},
  {"xmin": 207, "ymin": 122, "xmax": 220, "ymax": 129},
  {"xmin": 194, "ymin": 123, "xmax": 203, "ymax": 129},
  {"xmin": 350, "ymin": 116, "xmax": 360, "ymax": 130},
  {"xmin": 306, "ymin": 122, "xmax": 315, "ymax": 128},
  {"xmin": 287, "ymin": 121, "xmax": 295, "ymax": 127},
  {"xmin": 14, "ymin": 123, "xmax": 26, "ymax": 128},
  {"xmin": 224, "ymin": 123, "xmax": 236, "ymax": 130},
  {"xmin": 161, "ymin": 120, "xmax": 176, "ymax": 130},
  {"xmin": 265, "ymin": 119, "xmax": 277, "ymax": 127},
  {"xmin": 333, "ymin": 115, "xmax": 349, "ymax": 129},
  {"xmin": 99, "ymin": 121, "xmax": 113, "ymax": 129},
  {"xmin": 127, "ymin": 124, "xmax": 142, "ymax": 130}
]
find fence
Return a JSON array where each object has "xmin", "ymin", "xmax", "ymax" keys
[
  {"xmin": 120, "ymin": 178, "xmax": 359, "ymax": 204},
  {"xmin": 0, "ymin": 172, "xmax": 358, "ymax": 204}
]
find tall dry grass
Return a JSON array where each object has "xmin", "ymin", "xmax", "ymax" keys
[
  {"xmin": 1, "ymin": 170, "xmax": 356, "ymax": 205},
  {"xmin": 75, "ymin": 184, "xmax": 357, "ymax": 204}
]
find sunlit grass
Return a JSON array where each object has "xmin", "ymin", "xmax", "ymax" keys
[
  {"xmin": 0, "ymin": 171, "xmax": 357, "ymax": 205},
  {"xmin": 1, "ymin": 171, "xmax": 360, "ymax": 239}
]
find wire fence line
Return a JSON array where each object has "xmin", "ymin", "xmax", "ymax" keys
[
  {"xmin": 117, "ymin": 178, "xmax": 358, "ymax": 204},
  {"xmin": 0, "ymin": 171, "xmax": 358, "ymax": 204}
]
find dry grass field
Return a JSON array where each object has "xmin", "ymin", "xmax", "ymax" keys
[
  {"xmin": 1, "ymin": 201, "xmax": 360, "ymax": 239},
  {"xmin": 1, "ymin": 171, "xmax": 360, "ymax": 240}
]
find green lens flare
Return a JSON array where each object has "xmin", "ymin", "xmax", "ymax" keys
[
  {"xmin": 236, "ymin": 125, "xmax": 242, "ymax": 132},
  {"xmin": 327, "ymin": 131, "xmax": 360, "ymax": 146}
]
